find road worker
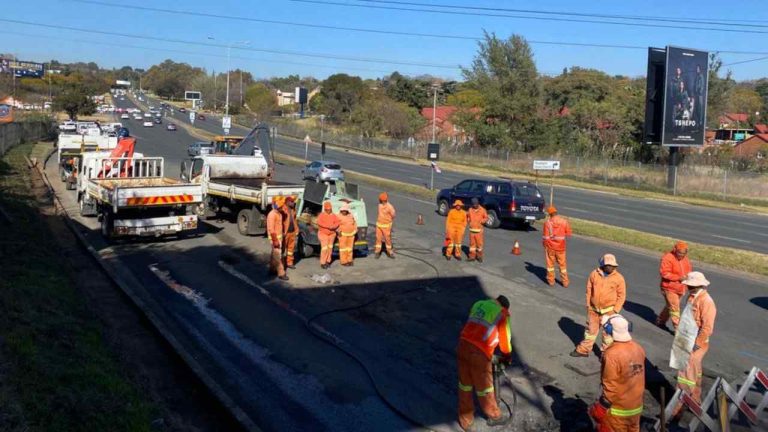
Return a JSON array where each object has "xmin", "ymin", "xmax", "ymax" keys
[
  {"xmin": 283, "ymin": 196, "xmax": 299, "ymax": 269},
  {"xmin": 571, "ymin": 254, "xmax": 626, "ymax": 357},
  {"xmin": 316, "ymin": 201, "xmax": 340, "ymax": 269},
  {"xmin": 674, "ymin": 271, "xmax": 716, "ymax": 409},
  {"xmin": 542, "ymin": 206, "xmax": 572, "ymax": 287},
  {"xmin": 375, "ymin": 192, "xmax": 396, "ymax": 259},
  {"xmin": 266, "ymin": 196, "xmax": 288, "ymax": 280},
  {"xmin": 337, "ymin": 203, "xmax": 357, "ymax": 267},
  {"xmin": 467, "ymin": 197, "xmax": 489, "ymax": 262},
  {"xmin": 457, "ymin": 295, "xmax": 513, "ymax": 431},
  {"xmin": 445, "ymin": 199, "xmax": 467, "ymax": 260},
  {"xmin": 656, "ymin": 241, "xmax": 692, "ymax": 332},
  {"xmin": 589, "ymin": 314, "xmax": 645, "ymax": 432}
]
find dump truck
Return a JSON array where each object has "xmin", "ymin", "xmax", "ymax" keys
[{"xmin": 57, "ymin": 128, "xmax": 118, "ymax": 190}]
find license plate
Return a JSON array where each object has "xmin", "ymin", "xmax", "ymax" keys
[{"xmin": 525, "ymin": 216, "xmax": 536, "ymax": 221}]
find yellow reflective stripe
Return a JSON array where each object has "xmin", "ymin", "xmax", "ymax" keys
[
  {"xmin": 339, "ymin": 248, "xmax": 353, "ymax": 252},
  {"xmin": 469, "ymin": 228, "xmax": 482, "ymax": 233},
  {"xmin": 610, "ymin": 406, "xmax": 643, "ymax": 417},
  {"xmin": 458, "ymin": 382, "xmax": 473, "ymax": 392},
  {"xmin": 546, "ymin": 267, "xmax": 555, "ymax": 271},
  {"xmin": 593, "ymin": 305, "xmax": 615, "ymax": 314},
  {"xmin": 271, "ymin": 234, "xmax": 283, "ymax": 239},
  {"xmin": 376, "ymin": 223, "xmax": 391, "ymax": 228},
  {"xmin": 670, "ymin": 311, "xmax": 681, "ymax": 317},
  {"xmin": 584, "ymin": 333, "xmax": 597, "ymax": 341},
  {"xmin": 286, "ymin": 252, "xmax": 294, "ymax": 256},
  {"xmin": 469, "ymin": 247, "xmax": 477, "ymax": 251},
  {"xmin": 341, "ymin": 231, "xmax": 356, "ymax": 237},
  {"xmin": 321, "ymin": 246, "xmax": 332, "ymax": 250},
  {"xmin": 476, "ymin": 387, "xmax": 494, "ymax": 396},
  {"xmin": 561, "ymin": 269, "xmax": 568, "ymax": 274},
  {"xmin": 677, "ymin": 376, "xmax": 696, "ymax": 387}
]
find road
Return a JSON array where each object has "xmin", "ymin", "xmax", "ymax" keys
[
  {"xmin": 98, "ymin": 95, "xmax": 768, "ymax": 431},
  {"xmin": 145, "ymin": 94, "xmax": 768, "ymax": 254}
]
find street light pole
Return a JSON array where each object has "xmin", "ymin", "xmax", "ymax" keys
[
  {"xmin": 225, "ymin": 45, "xmax": 231, "ymax": 117},
  {"xmin": 431, "ymin": 85, "xmax": 438, "ymax": 143}
]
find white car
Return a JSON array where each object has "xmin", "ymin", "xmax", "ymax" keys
[
  {"xmin": 143, "ymin": 121, "xmax": 154, "ymax": 127},
  {"xmin": 144, "ymin": 113, "xmax": 152, "ymax": 118},
  {"xmin": 120, "ymin": 113, "xmax": 130, "ymax": 119},
  {"xmin": 133, "ymin": 115, "xmax": 143, "ymax": 120}
]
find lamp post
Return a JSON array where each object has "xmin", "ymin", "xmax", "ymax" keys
[
  {"xmin": 207, "ymin": 37, "xmax": 249, "ymax": 119},
  {"xmin": 431, "ymin": 84, "xmax": 438, "ymax": 143}
]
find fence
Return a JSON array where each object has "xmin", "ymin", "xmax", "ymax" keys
[
  {"xmin": 0, "ymin": 119, "xmax": 55, "ymax": 158},
  {"xmin": 271, "ymin": 120, "xmax": 768, "ymax": 202}
]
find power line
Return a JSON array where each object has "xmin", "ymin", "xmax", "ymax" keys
[
  {"xmin": 0, "ymin": 18, "xmax": 460, "ymax": 70},
  {"xmin": 291, "ymin": 0, "xmax": 768, "ymax": 35}
]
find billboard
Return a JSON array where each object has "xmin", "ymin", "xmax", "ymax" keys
[
  {"xmin": 661, "ymin": 46, "xmax": 709, "ymax": 146},
  {"xmin": 115, "ymin": 80, "xmax": 131, "ymax": 87},
  {"xmin": 295, "ymin": 87, "xmax": 308, "ymax": 104},
  {"xmin": 7, "ymin": 60, "xmax": 45, "ymax": 78},
  {"xmin": 184, "ymin": 90, "xmax": 201, "ymax": 101},
  {"xmin": 643, "ymin": 47, "xmax": 667, "ymax": 144}
]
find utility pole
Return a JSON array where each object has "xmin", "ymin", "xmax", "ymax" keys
[
  {"xmin": 240, "ymin": 71, "xmax": 243, "ymax": 107},
  {"xmin": 213, "ymin": 70, "xmax": 217, "ymax": 111},
  {"xmin": 431, "ymin": 84, "xmax": 438, "ymax": 143},
  {"xmin": 225, "ymin": 45, "xmax": 231, "ymax": 117}
]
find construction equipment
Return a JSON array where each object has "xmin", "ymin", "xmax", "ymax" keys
[{"xmin": 57, "ymin": 125, "xmax": 118, "ymax": 190}]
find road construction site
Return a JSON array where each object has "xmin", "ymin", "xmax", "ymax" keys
[{"xmin": 32, "ymin": 94, "xmax": 768, "ymax": 431}]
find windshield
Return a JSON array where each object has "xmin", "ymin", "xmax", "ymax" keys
[{"xmin": 325, "ymin": 164, "xmax": 342, "ymax": 170}]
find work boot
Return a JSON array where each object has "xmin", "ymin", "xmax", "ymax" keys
[
  {"xmin": 278, "ymin": 275, "xmax": 289, "ymax": 281},
  {"xmin": 375, "ymin": 253, "xmax": 381, "ymax": 259},
  {"xmin": 569, "ymin": 350, "xmax": 588, "ymax": 358},
  {"xmin": 445, "ymin": 256, "xmax": 451, "ymax": 261},
  {"xmin": 486, "ymin": 414, "xmax": 511, "ymax": 427},
  {"xmin": 466, "ymin": 257, "xmax": 476, "ymax": 262},
  {"xmin": 454, "ymin": 255, "xmax": 462, "ymax": 261},
  {"xmin": 387, "ymin": 253, "xmax": 395, "ymax": 259},
  {"xmin": 477, "ymin": 256, "xmax": 483, "ymax": 263}
]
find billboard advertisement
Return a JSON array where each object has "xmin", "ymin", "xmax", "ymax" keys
[
  {"xmin": 8, "ymin": 60, "xmax": 45, "ymax": 78},
  {"xmin": 184, "ymin": 90, "xmax": 201, "ymax": 100},
  {"xmin": 295, "ymin": 87, "xmax": 308, "ymax": 104},
  {"xmin": 662, "ymin": 46, "xmax": 709, "ymax": 146}
]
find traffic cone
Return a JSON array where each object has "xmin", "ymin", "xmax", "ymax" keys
[
  {"xmin": 416, "ymin": 214, "xmax": 424, "ymax": 225},
  {"xmin": 511, "ymin": 240, "xmax": 521, "ymax": 255}
]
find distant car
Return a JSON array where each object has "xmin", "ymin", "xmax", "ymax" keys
[
  {"xmin": 179, "ymin": 107, "xmax": 187, "ymax": 113},
  {"xmin": 154, "ymin": 112, "xmax": 162, "ymax": 118},
  {"xmin": 187, "ymin": 141, "xmax": 214, "ymax": 156},
  {"xmin": 197, "ymin": 114, "xmax": 206, "ymax": 120},
  {"xmin": 166, "ymin": 123, "xmax": 177, "ymax": 131},
  {"xmin": 153, "ymin": 117, "xmax": 162, "ymax": 124},
  {"xmin": 133, "ymin": 114, "xmax": 143, "ymax": 120},
  {"xmin": 120, "ymin": 113, "xmax": 130, "ymax": 119},
  {"xmin": 144, "ymin": 113, "xmax": 152, "ymax": 118},
  {"xmin": 302, "ymin": 161, "xmax": 345, "ymax": 182},
  {"xmin": 143, "ymin": 121, "xmax": 154, "ymax": 127},
  {"xmin": 436, "ymin": 179, "xmax": 546, "ymax": 228}
]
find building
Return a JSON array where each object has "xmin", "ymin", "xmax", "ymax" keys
[
  {"xmin": 418, "ymin": 106, "xmax": 479, "ymax": 145},
  {"xmin": 733, "ymin": 134, "xmax": 768, "ymax": 159},
  {"xmin": 275, "ymin": 87, "xmax": 321, "ymax": 107},
  {"xmin": 714, "ymin": 112, "xmax": 752, "ymax": 143}
]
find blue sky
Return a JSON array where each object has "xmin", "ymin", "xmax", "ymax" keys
[{"xmin": 3, "ymin": 0, "xmax": 768, "ymax": 81}]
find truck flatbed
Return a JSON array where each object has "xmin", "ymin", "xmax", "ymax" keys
[{"xmin": 93, "ymin": 177, "xmax": 187, "ymax": 190}]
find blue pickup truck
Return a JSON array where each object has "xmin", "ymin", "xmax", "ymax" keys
[{"xmin": 436, "ymin": 179, "xmax": 547, "ymax": 228}]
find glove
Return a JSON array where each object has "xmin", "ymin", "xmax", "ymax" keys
[{"xmin": 589, "ymin": 401, "xmax": 608, "ymax": 423}]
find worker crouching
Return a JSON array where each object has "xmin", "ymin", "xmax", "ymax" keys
[
  {"xmin": 457, "ymin": 295, "xmax": 513, "ymax": 431},
  {"xmin": 317, "ymin": 201, "xmax": 340, "ymax": 269},
  {"xmin": 467, "ymin": 197, "xmax": 488, "ymax": 263},
  {"xmin": 445, "ymin": 199, "xmax": 467, "ymax": 260},
  {"xmin": 267, "ymin": 196, "xmax": 288, "ymax": 281},
  {"xmin": 337, "ymin": 203, "xmax": 357, "ymax": 266}
]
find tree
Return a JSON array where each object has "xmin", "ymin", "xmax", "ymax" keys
[
  {"xmin": 245, "ymin": 83, "xmax": 277, "ymax": 116},
  {"xmin": 53, "ymin": 85, "xmax": 96, "ymax": 120},
  {"xmin": 350, "ymin": 94, "xmax": 424, "ymax": 139},
  {"xmin": 706, "ymin": 53, "xmax": 735, "ymax": 127},
  {"xmin": 725, "ymin": 86, "xmax": 764, "ymax": 123},
  {"xmin": 142, "ymin": 60, "xmax": 204, "ymax": 99},
  {"xmin": 317, "ymin": 74, "xmax": 367, "ymax": 122}
]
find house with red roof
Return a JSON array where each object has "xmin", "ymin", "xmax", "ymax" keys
[
  {"xmin": 418, "ymin": 106, "xmax": 478, "ymax": 145},
  {"xmin": 733, "ymin": 134, "xmax": 768, "ymax": 159}
]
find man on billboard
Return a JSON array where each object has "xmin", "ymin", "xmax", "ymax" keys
[{"xmin": 662, "ymin": 47, "xmax": 709, "ymax": 146}]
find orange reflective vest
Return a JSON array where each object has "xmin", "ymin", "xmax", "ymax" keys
[
  {"xmin": 446, "ymin": 208, "xmax": 468, "ymax": 231},
  {"xmin": 377, "ymin": 202, "xmax": 396, "ymax": 228},
  {"xmin": 542, "ymin": 215, "xmax": 572, "ymax": 252},
  {"xmin": 659, "ymin": 251, "xmax": 692, "ymax": 295},
  {"xmin": 338, "ymin": 213, "xmax": 357, "ymax": 238},
  {"xmin": 468, "ymin": 206, "xmax": 489, "ymax": 233},
  {"xmin": 586, "ymin": 269, "xmax": 626, "ymax": 315},
  {"xmin": 283, "ymin": 206, "xmax": 298, "ymax": 234},
  {"xmin": 688, "ymin": 289, "xmax": 716, "ymax": 348},
  {"xmin": 601, "ymin": 340, "xmax": 646, "ymax": 418},
  {"xmin": 459, "ymin": 299, "xmax": 512, "ymax": 359},
  {"xmin": 317, "ymin": 212, "xmax": 340, "ymax": 236},
  {"xmin": 266, "ymin": 207, "xmax": 284, "ymax": 243}
]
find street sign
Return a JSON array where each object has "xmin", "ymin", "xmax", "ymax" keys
[
  {"xmin": 533, "ymin": 160, "xmax": 561, "ymax": 170},
  {"xmin": 224, "ymin": 128, "xmax": 230, "ymax": 135},
  {"xmin": 189, "ymin": 111, "xmax": 195, "ymax": 125},
  {"xmin": 222, "ymin": 115, "xmax": 231, "ymax": 130},
  {"xmin": 427, "ymin": 142, "xmax": 440, "ymax": 161}
]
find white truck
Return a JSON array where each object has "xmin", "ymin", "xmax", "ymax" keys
[
  {"xmin": 77, "ymin": 154, "xmax": 203, "ymax": 240},
  {"xmin": 57, "ymin": 130, "xmax": 118, "ymax": 190}
]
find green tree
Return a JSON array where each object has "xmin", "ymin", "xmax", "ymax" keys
[
  {"xmin": 725, "ymin": 86, "xmax": 764, "ymax": 124},
  {"xmin": 142, "ymin": 60, "xmax": 204, "ymax": 99},
  {"xmin": 350, "ymin": 95, "xmax": 424, "ymax": 138},
  {"xmin": 318, "ymin": 74, "xmax": 367, "ymax": 122},
  {"xmin": 706, "ymin": 53, "xmax": 735, "ymax": 127},
  {"xmin": 53, "ymin": 85, "xmax": 96, "ymax": 120},
  {"xmin": 245, "ymin": 83, "xmax": 277, "ymax": 116}
]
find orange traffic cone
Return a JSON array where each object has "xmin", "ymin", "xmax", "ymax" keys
[
  {"xmin": 511, "ymin": 240, "xmax": 521, "ymax": 255},
  {"xmin": 416, "ymin": 214, "xmax": 424, "ymax": 225}
]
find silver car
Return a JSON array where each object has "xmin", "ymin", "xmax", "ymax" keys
[
  {"xmin": 302, "ymin": 160, "xmax": 345, "ymax": 182},
  {"xmin": 187, "ymin": 141, "xmax": 214, "ymax": 156}
]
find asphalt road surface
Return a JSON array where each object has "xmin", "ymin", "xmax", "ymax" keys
[
  {"xmin": 94, "ymin": 95, "xmax": 768, "ymax": 431},
  {"xmin": 142, "ymin": 93, "xmax": 768, "ymax": 254}
]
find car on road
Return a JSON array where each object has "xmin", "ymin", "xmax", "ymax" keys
[
  {"xmin": 154, "ymin": 112, "xmax": 162, "ymax": 118},
  {"xmin": 179, "ymin": 107, "xmax": 187, "ymax": 113},
  {"xmin": 166, "ymin": 123, "xmax": 177, "ymax": 131},
  {"xmin": 302, "ymin": 161, "xmax": 345, "ymax": 183},
  {"xmin": 153, "ymin": 117, "xmax": 162, "ymax": 124},
  {"xmin": 143, "ymin": 121, "xmax": 154, "ymax": 127},
  {"xmin": 133, "ymin": 114, "xmax": 143, "ymax": 120},
  {"xmin": 187, "ymin": 141, "xmax": 214, "ymax": 156},
  {"xmin": 197, "ymin": 114, "xmax": 206, "ymax": 121},
  {"xmin": 436, "ymin": 179, "xmax": 546, "ymax": 228},
  {"xmin": 144, "ymin": 113, "xmax": 152, "ymax": 118},
  {"xmin": 120, "ymin": 113, "xmax": 130, "ymax": 119}
]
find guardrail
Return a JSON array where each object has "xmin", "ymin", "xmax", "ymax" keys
[{"xmin": 0, "ymin": 119, "xmax": 55, "ymax": 157}]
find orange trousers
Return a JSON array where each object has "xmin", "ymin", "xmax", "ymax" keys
[
  {"xmin": 445, "ymin": 226, "xmax": 465, "ymax": 258},
  {"xmin": 375, "ymin": 226, "xmax": 393, "ymax": 255},
  {"xmin": 575, "ymin": 309, "xmax": 613, "ymax": 355},
  {"xmin": 545, "ymin": 247, "xmax": 569, "ymax": 286},
  {"xmin": 656, "ymin": 290, "xmax": 682, "ymax": 329},
  {"xmin": 318, "ymin": 232, "xmax": 336, "ymax": 265},
  {"xmin": 677, "ymin": 346, "xmax": 708, "ymax": 405},
  {"xmin": 284, "ymin": 231, "xmax": 297, "ymax": 266},
  {"xmin": 269, "ymin": 245, "xmax": 285, "ymax": 277},
  {"xmin": 469, "ymin": 231, "xmax": 484, "ymax": 259},
  {"xmin": 603, "ymin": 413, "xmax": 641, "ymax": 432},
  {"xmin": 457, "ymin": 339, "xmax": 501, "ymax": 430},
  {"xmin": 339, "ymin": 234, "xmax": 354, "ymax": 264}
]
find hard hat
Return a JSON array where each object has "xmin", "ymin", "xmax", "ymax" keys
[
  {"xmin": 340, "ymin": 203, "xmax": 351, "ymax": 212},
  {"xmin": 600, "ymin": 253, "xmax": 619, "ymax": 267},
  {"xmin": 674, "ymin": 240, "xmax": 688, "ymax": 252},
  {"xmin": 453, "ymin": 199, "xmax": 463, "ymax": 207},
  {"xmin": 682, "ymin": 271, "xmax": 710, "ymax": 287},
  {"xmin": 379, "ymin": 192, "xmax": 388, "ymax": 201},
  {"xmin": 273, "ymin": 196, "xmax": 286, "ymax": 207},
  {"xmin": 547, "ymin": 206, "xmax": 557, "ymax": 215},
  {"xmin": 323, "ymin": 201, "xmax": 333, "ymax": 210},
  {"xmin": 117, "ymin": 127, "xmax": 130, "ymax": 138}
]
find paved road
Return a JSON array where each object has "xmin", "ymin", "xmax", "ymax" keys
[{"xmin": 143, "ymin": 94, "xmax": 768, "ymax": 254}]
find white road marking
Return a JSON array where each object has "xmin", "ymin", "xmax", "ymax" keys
[
  {"xmin": 560, "ymin": 206, "xmax": 589, "ymax": 214},
  {"xmin": 710, "ymin": 234, "xmax": 752, "ymax": 244}
]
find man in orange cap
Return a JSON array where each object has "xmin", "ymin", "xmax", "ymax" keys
[
  {"xmin": 467, "ymin": 197, "xmax": 488, "ymax": 263},
  {"xmin": 316, "ymin": 201, "xmax": 340, "ymax": 269},
  {"xmin": 375, "ymin": 192, "xmax": 396, "ymax": 259},
  {"xmin": 542, "ymin": 206, "xmax": 572, "ymax": 287},
  {"xmin": 655, "ymin": 240, "xmax": 692, "ymax": 332},
  {"xmin": 445, "ymin": 199, "xmax": 467, "ymax": 260},
  {"xmin": 571, "ymin": 254, "xmax": 626, "ymax": 357},
  {"xmin": 283, "ymin": 196, "xmax": 299, "ymax": 269},
  {"xmin": 266, "ymin": 196, "xmax": 288, "ymax": 280},
  {"xmin": 337, "ymin": 203, "xmax": 357, "ymax": 266}
]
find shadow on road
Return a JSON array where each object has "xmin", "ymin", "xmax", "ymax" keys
[
  {"xmin": 543, "ymin": 385, "xmax": 591, "ymax": 432},
  {"xmin": 525, "ymin": 261, "xmax": 549, "ymax": 285},
  {"xmin": 557, "ymin": 316, "xmax": 584, "ymax": 347},
  {"xmin": 623, "ymin": 300, "xmax": 658, "ymax": 326},
  {"xmin": 750, "ymin": 297, "xmax": 768, "ymax": 311}
]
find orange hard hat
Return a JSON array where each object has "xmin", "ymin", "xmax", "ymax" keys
[
  {"xmin": 547, "ymin": 206, "xmax": 557, "ymax": 215},
  {"xmin": 453, "ymin": 199, "xmax": 463, "ymax": 207},
  {"xmin": 379, "ymin": 192, "xmax": 388, "ymax": 201},
  {"xmin": 323, "ymin": 201, "xmax": 332, "ymax": 210},
  {"xmin": 674, "ymin": 240, "xmax": 688, "ymax": 251}
]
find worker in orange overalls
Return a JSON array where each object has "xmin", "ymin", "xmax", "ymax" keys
[
  {"xmin": 571, "ymin": 254, "xmax": 626, "ymax": 357},
  {"xmin": 467, "ymin": 197, "xmax": 488, "ymax": 263},
  {"xmin": 375, "ymin": 192, "xmax": 396, "ymax": 259},
  {"xmin": 337, "ymin": 203, "xmax": 357, "ymax": 266},
  {"xmin": 266, "ymin": 196, "xmax": 288, "ymax": 280},
  {"xmin": 656, "ymin": 241, "xmax": 692, "ymax": 332},
  {"xmin": 316, "ymin": 201, "xmax": 340, "ymax": 269},
  {"xmin": 283, "ymin": 196, "xmax": 299, "ymax": 269},
  {"xmin": 457, "ymin": 295, "xmax": 513, "ymax": 431},
  {"xmin": 542, "ymin": 206, "xmax": 572, "ymax": 287},
  {"xmin": 445, "ymin": 199, "xmax": 467, "ymax": 260},
  {"xmin": 675, "ymin": 271, "xmax": 716, "ymax": 409},
  {"xmin": 589, "ymin": 314, "xmax": 645, "ymax": 432}
]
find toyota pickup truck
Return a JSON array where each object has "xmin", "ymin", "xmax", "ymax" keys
[{"xmin": 436, "ymin": 179, "xmax": 546, "ymax": 228}]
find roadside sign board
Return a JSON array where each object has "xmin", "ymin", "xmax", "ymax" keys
[
  {"xmin": 533, "ymin": 160, "xmax": 560, "ymax": 170},
  {"xmin": 224, "ymin": 128, "xmax": 230, "ymax": 135},
  {"xmin": 427, "ymin": 142, "xmax": 440, "ymax": 161},
  {"xmin": 222, "ymin": 116, "xmax": 231, "ymax": 130}
]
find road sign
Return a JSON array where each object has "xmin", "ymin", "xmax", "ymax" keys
[
  {"xmin": 224, "ymin": 128, "xmax": 230, "ymax": 135},
  {"xmin": 427, "ymin": 142, "xmax": 439, "ymax": 161},
  {"xmin": 222, "ymin": 115, "xmax": 231, "ymax": 130},
  {"xmin": 189, "ymin": 111, "xmax": 195, "ymax": 125},
  {"xmin": 533, "ymin": 160, "xmax": 561, "ymax": 170}
]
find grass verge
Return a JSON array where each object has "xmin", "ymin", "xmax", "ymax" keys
[
  {"xmin": 276, "ymin": 153, "xmax": 768, "ymax": 277},
  {"xmin": 0, "ymin": 142, "xmax": 156, "ymax": 431}
]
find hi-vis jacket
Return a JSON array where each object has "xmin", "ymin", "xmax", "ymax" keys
[
  {"xmin": 377, "ymin": 202, "xmax": 396, "ymax": 228},
  {"xmin": 601, "ymin": 340, "xmax": 646, "ymax": 418},
  {"xmin": 460, "ymin": 299, "xmax": 512, "ymax": 359},
  {"xmin": 468, "ymin": 206, "xmax": 489, "ymax": 233},
  {"xmin": 689, "ymin": 289, "xmax": 716, "ymax": 348},
  {"xmin": 338, "ymin": 213, "xmax": 357, "ymax": 238},
  {"xmin": 586, "ymin": 268, "xmax": 626, "ymax": 315},
  {"xmin": 542, "ymin": 215, "xmax": 572, "ymax": 251},
  {"xmin": 266, "ymin": 208, "xmax": 284, "ymax": 245},
  {"xmin": 659, "ymin": 251, "xmax": 692, "ymax": 295}
]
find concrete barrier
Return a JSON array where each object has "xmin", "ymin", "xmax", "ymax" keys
[{"xmin": 0, "ymin": 119, "xmax": 55, "ymax": 157}]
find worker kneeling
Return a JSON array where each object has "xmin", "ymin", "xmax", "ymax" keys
[
  {"xmin": 589, "ymin": 314, "xmax": 645, "ymax": 432},
  {"xmin": 457, "ymin": 295, "xmax": 512, "ymax": 431}
]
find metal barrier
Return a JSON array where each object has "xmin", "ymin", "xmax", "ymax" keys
[
  {"xmin": 98, "ymin": 157, "xmax": 164, "ymax": 178},
  {"xmin": 655, "ymin": 367, "xmax": 768, "ymax": 431}
]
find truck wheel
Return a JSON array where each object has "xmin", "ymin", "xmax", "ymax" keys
[
  {"xmin": 100, "ymin": 210, "xmax": 114, "ymax": 241},
  {"xmin": 485, "ymin": 209, "xmax": 501, "ymax": 229},
  {"xmin": 237, "ymin": 209, "xmax": 251, "ymax": 236},
  {"xmin": 299, "ymin": 236, "xmax": 315, "ymax": 258},
  {"xmin": 437, "ymin": 199, "xmax": 449, "ymax": 216}
]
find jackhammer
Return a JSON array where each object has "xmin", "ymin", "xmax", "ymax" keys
[{"xmin": 491, "ymin": 354, "xmax": 516, "ymax": 422}]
